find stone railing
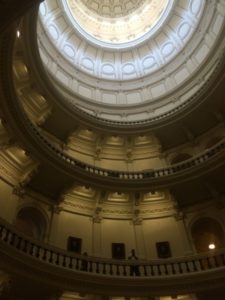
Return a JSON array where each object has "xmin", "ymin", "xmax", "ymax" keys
[
  {"xmin": 1, "ymin": 218, "xmax": 225, "ymax": 278},
  {"xmin": 25, "ymin": 115, "xmax": 225, "ymax": 181}
]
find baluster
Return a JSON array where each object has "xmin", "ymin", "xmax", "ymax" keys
[
  {"xmin": 185, "ymin": 261, "xmax": 190, "ymax": 272},
  {"xmin": 75, "ymin": 258, "xmax": 79, "ymax": 270},
  {"xmin": 16, "ymin": 237, "xmax": 22, "ymax": 249},
  {"xmin": 96, "ymin": 262, "xmax": 99, "ymax": 273},
  {"xmin": 63, "ymin": 255, "xmax": 66, "ymax": 267},
  {"xmin": 157, "ymin": 264, "xmax": 162, "ymax": 276},
  {"xmin": 3, "ymin": 229, "xmax": 9, "ymax": 242},
  {"xmin": 102, "ymin": 263, "xmax": 106, "ymax": 274},
  {"xmin": 42, "ymin": 248, "xmax": 47, "ymax": 261},
  {"xmin": 207, "ymin": 257, "xmax": 212, "ymax": 269},
  {"xmin": 143, "ymin": 265, "xmax": 147, "ymax": 276},
  {"xmin": 192, "ymin": 260, "xmax": 198, "ymax": 271},
  {"xmin": 69, "ymin": 257, "xmax": 73, "ymax": 268},
  {"xmin": 164, "ymin": 264, "xmax": 169, "ymax": 275},
  {"xmin": 171, "ymin": 263, "xmax": 176, "ymax": 274},
  {"xmin": 55, "ymin": 253, "xmax": 60, "ymax": 265},
  {"xmin": 123, "ymin": 264, "xmax": 127, "ymax": 276},
  {"xmin": 150, "ymin": 264, "xmax": 155, "ymax": 276},
  {"xmin": 29, "ymin": 243, "xmax": 34, "ymax": 255},
  {"xmin": 49, "ymin": 251, "xmax": 53, "ymax": 263},
  {"xmin": 110, "ymin": 264, "xmax": 113, "ymax": 275},
  {"xmin": 89, "ymin": 261, "xmax": 93, "ymax": 272},
  {"xmin": 10, "ymin": 233, "xmax": 15, "ymax": 245},
  {"xmin": 199, "ymin": 258, "xmax": 205, "ymax": 270},
  {"xmin": 36, "ymin": 246, "xmax": 41, "ymax": 258},
  {"xmin": 177, "ymin": 262, "xmax": 183, "ymax": 274},
  {"xmin": 22, "ymin": 240, "xmax": 28, "ymax": 252},
  {"xmin": 116, "ymin": 264, "xmax": 120, "ymax": 276}
]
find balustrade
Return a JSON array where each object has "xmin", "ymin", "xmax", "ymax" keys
[
  {"xmin": 0, "ymin": 219, "xmax": 225, "ymax": 278},
  {"xmin": 20, "ymin": 111, "xmax": 225, "ymax": 181}
]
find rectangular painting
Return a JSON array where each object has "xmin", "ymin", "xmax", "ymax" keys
[
  {"xmin": 67, "ymin": 236, "xmax": 82, "ymax": 254},
  {"xmin": 156, "ymin": 241, "xmax": 171, "ymax": 258},
  {"xmin": 112, "ymin": 243, "xmax": 126, "ymax": 259}
]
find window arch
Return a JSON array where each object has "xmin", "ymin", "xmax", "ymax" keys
[
  {"xmin": 191, "ymin": 217, "xmax": 225, "ymax": 252},
  {"xmin": 14, "ymin": 206, "xmax": 47, "ymax": 240}
]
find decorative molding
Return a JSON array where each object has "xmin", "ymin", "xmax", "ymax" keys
[{"xmin": 92, "ymin": 214, "xmax": 102, "ymax": 223}]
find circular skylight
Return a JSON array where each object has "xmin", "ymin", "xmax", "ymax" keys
[
  {"xmin": 37, "ymin": 0, "xmax": 225, "ymax": 123},
  {"xmin": 64, "ymin": 0, "xmax": 169, "ymax": 45}
]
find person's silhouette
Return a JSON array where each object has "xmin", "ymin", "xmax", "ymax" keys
[{"xmin": 128, "ymin": 249, "xmax": 140, "ymax": 276}]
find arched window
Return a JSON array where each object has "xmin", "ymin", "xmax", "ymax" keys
[
  {"xmin": 191, "ymin": 217, "xmax": 225, "ymax": 252},
  {"xmin": 14, "ymin": 207, "xmax": 47, "ymax": 240}
]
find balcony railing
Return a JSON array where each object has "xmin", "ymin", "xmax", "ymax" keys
[
  {"xmin": 27, "ymin": 115, "xmax": 225, "ymax": 181},
  {"xmin": 2, "ymin": 25, "xmax": 225, "ymax": 189},
  {"xmin": 1, "ymin": 218, "xmax": 225, "ymax": 278}
]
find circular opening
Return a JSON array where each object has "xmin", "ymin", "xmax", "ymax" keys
[{"xmin": 63, "ymin": 0, "xmax": 171, "ymax": 47}]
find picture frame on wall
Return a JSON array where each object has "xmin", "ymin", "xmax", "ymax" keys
[
  {"xmin": 112, "ymin": 243, "xmax": 126, "ymax": 259},
  {"xmin": 156, "ymin": 241, "xmax": 171, "ymax": 258},
  {"xmin": 67, "ymin": 236, "xmax": 82, "ymax": 254}
]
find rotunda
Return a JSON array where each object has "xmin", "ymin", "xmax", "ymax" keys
[{"xmin": 0, "ymin": 0, "xmax": 225, "ymax": 299}]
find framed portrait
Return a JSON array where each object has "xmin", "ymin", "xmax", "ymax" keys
[
  {"xmin": 67, "ymin": 236, "xmax": 82, "ymax": 254},
  {"xmin": 112, "ymin": 243, "xmax": 126, "ymax": 259},
  {"xmin": 156, "ymin": 241, "xmax": 171, "ymax": 258}
]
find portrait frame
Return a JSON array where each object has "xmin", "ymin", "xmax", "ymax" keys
[
  {"xmin": 156, "ymin": 241, "xmax": 171, "ymax": 258},
  {"xmin": 112, "ymin": 243, "xmax": 126, "ymax": 259},
  {"xmin": 67, "ymin": 236, "xmax": 82, "ymax": 254}
]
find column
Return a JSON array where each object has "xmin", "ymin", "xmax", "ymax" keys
[
  {"xmin": 133, "ymin": 216, "xmax": 146, "ymax": 259},
  {"xmin": 92, "ymin": 215, "xmax": 102, "ymax": 256}
]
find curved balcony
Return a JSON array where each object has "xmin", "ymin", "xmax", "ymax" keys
[
  {"xmin": 1, "ymin": 217, "xmax": 225, "ymax": 296},
  {"xmin": 1, "ymin": 21, "xmax": 225, "ymax": 191}
]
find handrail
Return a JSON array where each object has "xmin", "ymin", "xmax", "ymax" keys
[
  {"xmin": 23, "ymin": 114, "xmax": 225, "ymax": 180},
  {"xmin": 1, "ymin": 217, "xmax": 225, "ymax": 278}
]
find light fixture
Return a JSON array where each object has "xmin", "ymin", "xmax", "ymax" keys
[
  {"xmin": 17, "ymin": 30, "xmax": 20, "ymax": 38},
  {"xmin": 208, "ymin": 243, "xmax": 216, "ymax": 250}
]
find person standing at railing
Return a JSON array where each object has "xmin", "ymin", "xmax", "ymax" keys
[{"xmin": 128, "ymin": 249, "xmax": 140, "ymax": 276}]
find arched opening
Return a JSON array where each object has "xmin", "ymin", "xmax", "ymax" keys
[
  {"xmin": 14, "ymin": 207, "xmax": 47, "ymax": 240},
  {"xmin": 191, "ymin": 217, "xmax": 225, "ymax": 252}
]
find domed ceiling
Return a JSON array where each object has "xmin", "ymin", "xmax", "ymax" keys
[
  {"xmin": 65, "ymin": 0, "xmax": 169, "ymax": 44},
  {"xmin": 37, "ymin": 0, "xmax": 225, "ymax": 122}
]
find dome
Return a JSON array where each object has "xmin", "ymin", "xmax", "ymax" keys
[
  {"xmin": 64, "ymin": 0, "xmax": 169, "ymax": 44},
  {"xmin": 1, "ymin": 0, "xmax": 225, "ymax": 299},
  {"xmin": 37, "ymin": 0, "xmax": 225, "ymax": 122}
]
